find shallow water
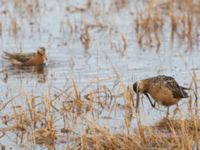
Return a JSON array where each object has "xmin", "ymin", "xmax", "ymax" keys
[{"xmin": 0, "ymin": 0, "xmax": 200, "ymax": 149}]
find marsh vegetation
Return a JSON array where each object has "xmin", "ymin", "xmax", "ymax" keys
[{"xmin": 0, "ymin": 0, "xmax": 200, "ymax": 149}]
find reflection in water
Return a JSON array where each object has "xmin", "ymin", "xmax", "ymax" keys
[
  {"xmin": 0, "ymin": 69, "xmax": 8, "ymax": 83},
  {"xmin": 2, "ymin": 65, "xmax": 47, "ymax": 83}
]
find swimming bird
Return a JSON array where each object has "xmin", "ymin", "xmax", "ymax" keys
[
  {"xmin": 3, "ymin": 47, "xmax": 47, "ymax": 66},
  {"xmin": 133, "ymin": 75, "xmax": 189, "ymax": 115}
]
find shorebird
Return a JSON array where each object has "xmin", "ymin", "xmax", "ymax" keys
[
  {"xmin": 3, "ymin": 47, "xmax": 47, "ymax": 66},
  {"xmin": 133, "ymin": 75, "xmax": 189, "ymax": 115}
]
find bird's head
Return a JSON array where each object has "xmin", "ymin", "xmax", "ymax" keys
[
  {"xmin": 37, "ymin": 47, "xmax": 47, "ymax": 60},
  {"xmin": 133, "ymin": 82, "xmax": 138, "ymax": 93}
]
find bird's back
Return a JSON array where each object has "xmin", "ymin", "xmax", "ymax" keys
[
  {"xmin": 145, "ymin": 75, "xmax": 188, "ymax": 99},
  {"xmin": 3, "ymin": 51, "xmax": 35, "ymax": 63}
]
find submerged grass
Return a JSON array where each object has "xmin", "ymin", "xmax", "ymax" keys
[
  {"xmin": 2, "ymin": 0, "xmax": 199, "ymax": 54},
  {"xmin": 135, "ymin": 0, "xmax": 200, "ymax": 51}
]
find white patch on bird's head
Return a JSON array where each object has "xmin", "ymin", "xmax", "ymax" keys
[
  {"xmin": 133, "ymin": 80, "xmax": 147, "ymax": 94},
  {"xmin": 37, "ymin": 47, "xmax": 47, "ymax": 61},
  {"xmin": 37, "ymin": 47, "xmax": 46, "ymax": 55}
]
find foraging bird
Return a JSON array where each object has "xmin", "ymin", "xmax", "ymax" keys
[
  {"xmin": 133, "ymin": 75, "xmax": 189, "ymax": 115},
  {"xmin": 3, "ymin": 47, "xmax": 47, "ymax": 66}
]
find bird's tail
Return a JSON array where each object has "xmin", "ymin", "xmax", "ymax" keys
[
  {"xmin": 2, "ymin": 51, "xmax": 13, "ymax": 59},
  {"xmin": 180, "ymin": 86, "xmax": 190, "ymax": 90},
  {"xmin": 3, "ymin": 51, "xmax": 10, "ymax": 56},
  {"xmin": 180, "ymin": 86, "xmax": 191, "ymax": 98}
]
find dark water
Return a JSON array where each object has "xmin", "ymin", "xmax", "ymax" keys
[{"xmin": 0, "ymin": 0, "xmax": 200, "ymax": 149}]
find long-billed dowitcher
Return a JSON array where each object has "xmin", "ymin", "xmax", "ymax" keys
[
  {"xmin": 133, "ymin": 75, "xmax": 189, "ymax": 115},
  {"xmin": 3, "ymin": 47, "xmax": 47, "ymax": 66}
]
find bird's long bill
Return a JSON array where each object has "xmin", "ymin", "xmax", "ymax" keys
[{"xmin": 136, "ymin": 92, "xmax": 140, "ymax": 112}]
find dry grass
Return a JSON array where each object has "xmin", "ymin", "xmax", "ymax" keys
[
  {"xmin": 65, "ymin": 116, "xmax": 200, "ymax": 150},
  {"xmin": 135, "ymin": 10, "xmax": 163, "ymax": 51},
  {"xmin": 80, "ymin": 24, "xmax": 90, "ymax": 52},
  {"xmin": 65, "ymin": 0, "xmax": 91, "ymax": 13},
  {"xmin": 10, "ymin": 19, "xmax": 17, "ymax": 38},
  {"xmin": 114, "ymin": 0, "xmax": 128, "ymax": 10},
  {"xmin": 0, "ymin": 77, "xmax": 199, "ymax": 149},
  {"xmin": 0, "ymin": 94, "xmax": 56, "ymax": 148}
]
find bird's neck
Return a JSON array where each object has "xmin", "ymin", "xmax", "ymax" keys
[{"xmin": 36, "ymin": 53, "xmax": 44, "ymax": 61}]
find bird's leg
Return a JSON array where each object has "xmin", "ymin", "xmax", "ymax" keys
[
  {"xmin": 136, "ymin": 92, "xmax": 140, "ymax": 113},
  {"xmin": 144, "ymin": 93, "xmax": 156, "ymax": 108},
  {"xmin": 166, "ymin": 107, "xmax": 170, "ymax": 117}
]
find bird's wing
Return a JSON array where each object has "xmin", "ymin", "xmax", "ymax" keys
[
  {"xmin": 163, "ymin": 76, "xmax": 188, "ymax": 98},
  {"xmin": 3, "ymin": 51, "xmax": 35, "ymax": 62}
]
